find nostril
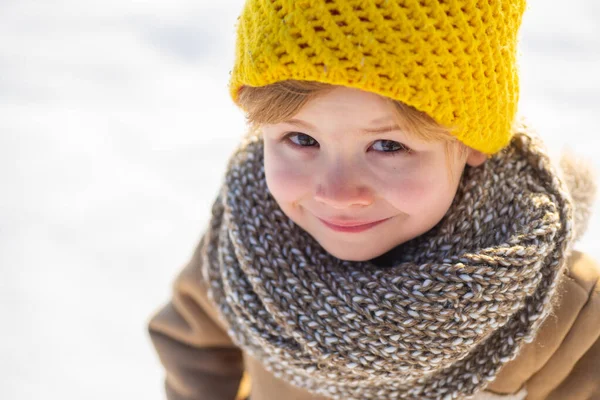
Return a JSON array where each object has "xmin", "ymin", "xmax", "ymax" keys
[{"xmin": 314, "ymin": 185, "xmax": 374, "ymax": 208}]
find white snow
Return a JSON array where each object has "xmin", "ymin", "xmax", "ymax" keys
[{"xmin": 1, "ymin": 1, "xmax": 599, "ymax": 399}]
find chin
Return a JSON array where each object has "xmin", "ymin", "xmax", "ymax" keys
[{"xmin": 323, "ymin": 243, "xmax": 388, "ymax": 262}]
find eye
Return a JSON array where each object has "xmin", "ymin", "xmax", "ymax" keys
[
  {"xmin": 371, "ymin": 139, "xmax": 411, "ymax": 154},
  {"xmin": 285, "ymin": 132, "xmax": 319, "ymax": 148}
]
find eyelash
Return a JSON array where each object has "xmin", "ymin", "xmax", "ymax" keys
[{"xmin": 282, "ymin": 132, "xmax": 413, "ymax": 156}]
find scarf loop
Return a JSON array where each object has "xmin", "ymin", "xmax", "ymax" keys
[{"xmin": 201, "ymin": 125, "xmax": 592, "ymax": 399}]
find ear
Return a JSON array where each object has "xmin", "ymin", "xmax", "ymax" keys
[{"xmin": 466, "ymin": 148, "xmax": 488, "ymax": 167}]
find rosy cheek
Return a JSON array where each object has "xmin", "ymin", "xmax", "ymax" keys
[
  {"xmin": 385, "ymin": 172, "xmax": 452, "ymax": 215},
  {"xmin": 386, "ymin": 178, "xmax": 429, "ymax": 211},
  {"xmin": 264, "ymin": 148, "xmax": 312, "ymax": 204}
]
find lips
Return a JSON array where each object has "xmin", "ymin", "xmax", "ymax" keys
[
  {"xmin": 317, "ymin": 216, "xmax": 391, "ymax": 233},
  {"xmin": 321, "ymin": 218, "xmax": 386, "ymax": 227}
]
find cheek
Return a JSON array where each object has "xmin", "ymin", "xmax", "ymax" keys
[
  {"xmin": 383, "ymin": 170, "xmax": 456, "ymax": 215},
  {"xmin": 263, "ymin": 144, "xmax": 312, "ymax": 204}
]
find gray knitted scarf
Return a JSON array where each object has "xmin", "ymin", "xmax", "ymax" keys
[{"xmin": 200, "ymin": 124, "xmax": 596, "ymax": 400}]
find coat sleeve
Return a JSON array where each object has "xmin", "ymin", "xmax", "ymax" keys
[{"xmin": 147, "ymin": 235, "xmax": 248, "ymax": 400}]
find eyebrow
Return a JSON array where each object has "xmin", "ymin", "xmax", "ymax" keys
[{"xmin": 284, "ymin": 118, "xmax": 402, "ymax": 135}]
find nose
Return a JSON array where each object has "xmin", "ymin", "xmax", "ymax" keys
[{"xmin": 314, "ymin": 163, "xmax": 374, "ymax": 209}]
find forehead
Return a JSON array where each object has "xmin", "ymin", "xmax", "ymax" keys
[{"xmin": 292, "ymin": 86, "xmax": 395, "ymax": 123}]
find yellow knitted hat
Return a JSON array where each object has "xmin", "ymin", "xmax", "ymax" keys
[{"xmin": 228, "ymin": 0, "xmax": 527, "ymax": 155}]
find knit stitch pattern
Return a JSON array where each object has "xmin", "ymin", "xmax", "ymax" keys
[
  {"xmin": 198, "ymin": 123, "xmax": 597, "ymax": 399},
  {"xmin": 228, "ymin": 0, "xmax": 526, "ymax": 155}
]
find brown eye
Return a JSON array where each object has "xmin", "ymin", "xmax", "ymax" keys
[{"xmin": 287, "ymin": 132, "xmax": 318, "ymax": 147}]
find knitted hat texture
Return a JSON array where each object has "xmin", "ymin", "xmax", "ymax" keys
[{"xmin": 228, "ymin": 0, "xmax": 527, "ymax": 155}]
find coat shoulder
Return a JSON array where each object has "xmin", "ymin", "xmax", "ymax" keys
[
  {"xmin": 485, "ymin": 250, "xmax": 600, "ymax": 399},
  {"xmin": 563, "ymin": 250, "xmax": 600, "ymax": 293}
]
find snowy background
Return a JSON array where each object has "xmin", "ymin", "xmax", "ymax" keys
[{"xmin": 1, "ymin": 0, "xmax": 599, "ymax": 399}]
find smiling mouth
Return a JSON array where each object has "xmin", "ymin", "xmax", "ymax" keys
[{"xmin": 318, "ymin": 217, "xmax": 391, "ymax": 233}]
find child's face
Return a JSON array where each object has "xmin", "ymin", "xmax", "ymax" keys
[{"xmin": 261, "ymin": 86, "xmax": 486, "ymax": 261}]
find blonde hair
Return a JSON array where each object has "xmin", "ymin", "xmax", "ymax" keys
[{"xmin": 237, "ymin": 80, "xmax": 470, "ymax": 183}]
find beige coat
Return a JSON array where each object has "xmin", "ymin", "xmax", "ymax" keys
[{"xmin": 148, "ymin": 242, "xmax": 600, "ymax": 400}]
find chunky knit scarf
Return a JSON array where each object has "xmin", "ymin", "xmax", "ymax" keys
[{"xmin": 200, "ymin": 124, "xmax": 595, "ymax": 400}]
